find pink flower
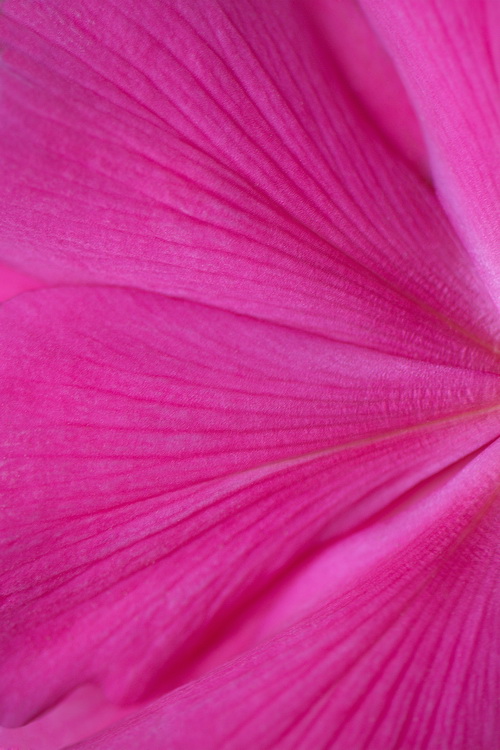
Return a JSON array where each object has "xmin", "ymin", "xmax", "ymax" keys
[{"xmin": 0, "ymin": 0, "xmax": 498, "ymax": 748}]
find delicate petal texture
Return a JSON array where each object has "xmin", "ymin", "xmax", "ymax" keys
[
  {"xmin": 71, "ymin": 439, "xmax": 500, "ymax": 750},
  {"xmin": 1, "ymin": 286, "xmax": 499, "ymax": 726},
  {"xmin": 1, "ymin": 0, "xmax": 499, "ymax": 363},
  {"xmin": 360, "ymin": 0, "xmax": 500, "ymax": 302},
  {"xmin": 305, "ymin": 0, "xmax": 429, "ymax": 176},
  {"xmin": 1, "ymin": 0, "xmax": 499, "ymax": 745},
  {"xmin": 0, "ymin": 686, "xmax": 136, "ymax": 750},
  {"xmin": 0, "ymin": 262, "xmax": 42, "ymax": 302}
]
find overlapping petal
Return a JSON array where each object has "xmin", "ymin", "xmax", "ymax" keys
[
  {"xmin": 1, "ymin": 286, "xmax": 499, "ymax": 727},
  {"xmin": 306, "ymin": 0, "xmax": 429, "ymax": 176},
  {"xmin": 1, "ymin": 0, "xmax": 499, "ymax": 362},
  {"xmin": 70, "ymin": 438, "xmax": 500, "ymax": 750},
  {"xmin": 360, "ymin": 0, "xmax": 500, "ymax": 302}
]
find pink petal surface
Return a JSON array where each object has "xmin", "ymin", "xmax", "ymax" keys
[
  {"xmin": 0, "ymin": 263, "xmax": 42, "ymax": 302},
  {"xmin": 1, "ymin": 286, "xmax": 499, "ymax": 727},
  {"xmin": 0, "ymin": 0, "xmax": 499, "ymax": 363},
  {"xmin": 71, "ymin": 438, "xmax": 500, "ymax": 750},
  {"xmin": 360, "ymin": 0, "xmax": 500, "ymax": 303},
  {"xmin": 0, "ymin": 686, "xmax": 136, "ymax": 750},
  {"xmin": 305, "ymin": 0, "xmax": 429, "ymax": 176},
  {"xmin": 1, "ymin": 0, "xmax": 499, "ymax": 745}
]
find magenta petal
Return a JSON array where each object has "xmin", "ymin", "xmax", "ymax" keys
[
  {"xmin": 0, "ymin": 262, "xmax": 42, "ymax": 302},
  {"xmin": 306, "ymin": 0, "xmax": 429, "ymax": 176},
  {"xmin": 1, "ymin": 0, "xmax": 499, "ymax": 359},
  {"xmin": 70, "ymin": 438, "xmax": 500, "ymax": 750},
  {"xmin": 0, "ymin": 686, "xmax": 136, "ymax": 750},
  {"xmin": 360, "ymin": 0, "xmax": 500, "ymax": 303},
  {"xmin": 1, "ymin": 286, "xmax": 499, "ymax": 726}
]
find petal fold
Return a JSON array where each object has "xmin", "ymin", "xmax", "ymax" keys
[
  {"xmin": 0, "ymin": 262, "xmax": 42, "ymax": 302},
  {"xmin": 0, "ymin": 686, "xmax": 135, "ymax": 750},
  {"xmin": 305, "ymin": 0, "xmax": 429, "ymax": 176},
  {"xmin": 360, "ymin": 0, "xmax": 500, "ymax": 303}
]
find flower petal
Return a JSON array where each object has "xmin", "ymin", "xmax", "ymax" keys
[
  {"xmin": 1, "ymin": 286, "xmax": 499, "ymax": 726},
  {"xmin": 305, "ymin": 0, "xmax": 429, "ymax": 176},
  {"xmin": 0, "ymin": 262, "xmax": 42, "ymax": 302},
  {"xmin": 70, "ymin": 437, "xmax": 500, "ymax": 750},
  {"xmin": 0, "ymin": 686, "xmax": 135, "ymax": 750},
  {"xmin": 360, "ymin": 0, "xmax": 500, "ymax": 302},
  {"xmin": 0, "ymin": 0, "xmax": 498, "ymax": 359}
]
